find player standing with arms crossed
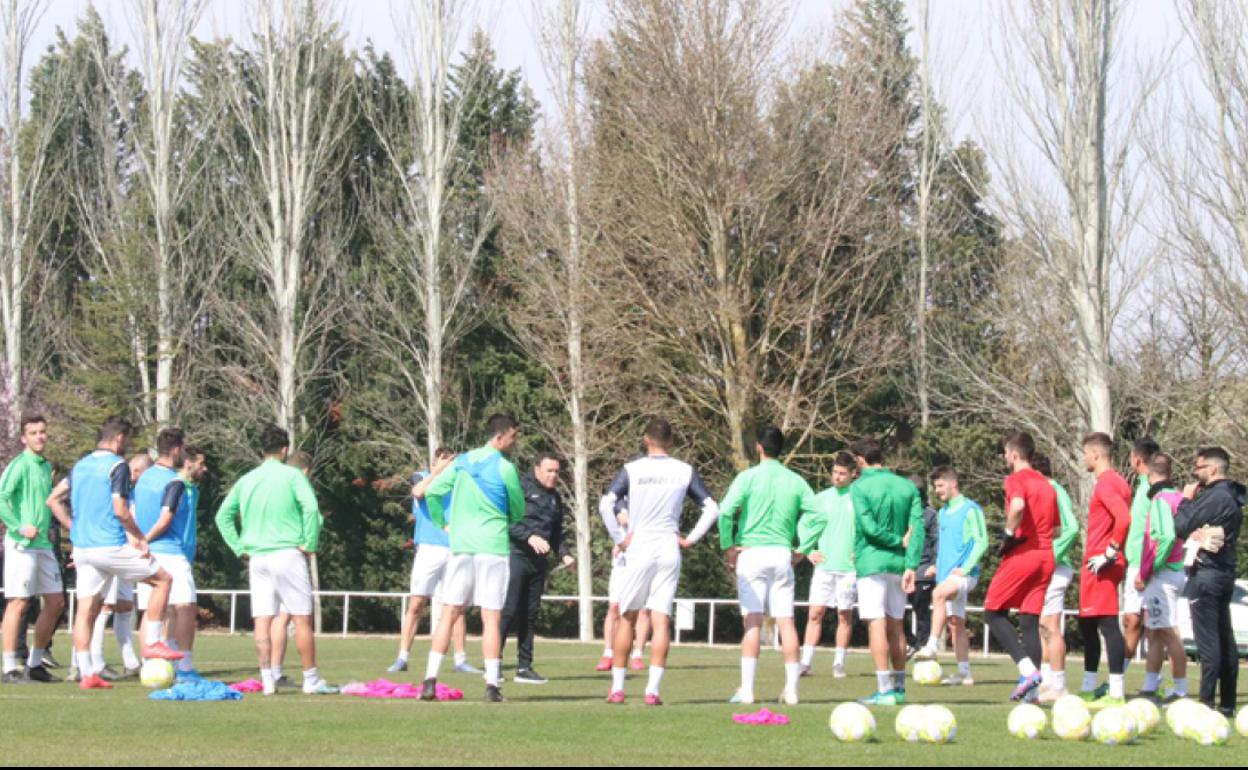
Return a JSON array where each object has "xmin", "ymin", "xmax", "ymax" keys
[{"xmin": 796, "ymin": 451, "xmax": 857, "ymax": 680}]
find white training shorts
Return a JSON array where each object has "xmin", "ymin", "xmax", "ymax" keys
[
  {"xmin": 74, "ymin": 546, "xmax": 159, "ymax": 600},
  {"xmin": 1042, "ymin": 564, "xmax": 1074, "ymax": 617},
  {"xmin": 442, "ymin": 553, "xmax": 509, "ymax": 611},
  {"xmin": 249, "ymin": 549, "xmax": 313, "ymax": 618},
  {"xmin": 3, "ymin": 540, "xmax": 62, "ymax": 598},
  {"xmin": 614, "ymin": 546, "xmax": 681, "ymax": 616},
  {"xmin": 1122, "ymin": 566, "xmax": 1144, "ymax": 614},
  {"xmin": 942, "ymin": 574, "xmax": 978, "ymax": 619},
  {"xmin": 607, "ymin": 554, "xmax": 627, "ymax": 605},
  {"xmin": 808, "ymin": 569, "xmax": 856, "ymax": 612},
  {"xmin": 1142, "ymin": 569, "xmax": 1185, "ymax": 631},
  {"xmin": 856, "ymin": 572, "xmax": 906, "ymax": 621},
  {"xmin": 409, "ymin": 544, "xmax": 451, "ymax": 599},
  {"xmin": 136, "ymin": 553, "xmax": 197, "ymax": 609},
  {"xmin": 736, "ymin": 546, "xmax": 796, "ymax": 618}
]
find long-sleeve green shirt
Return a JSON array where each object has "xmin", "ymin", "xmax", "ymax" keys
[
  {"xmin": 1051, "ymin": 479, "xmax": 1079, "ymax": 569},
  {"xmin": 1145, "ymin": 488, "xmax": 1182, "ymax": 575},
  {"xmin": 1125, "ymin": 476, "xmax": 1150, "ymax": 567},
  {"xmin": 797, "ymin": 486, "xmax": 855, "ymax": 572},
  {"xmin": 0, "ymin": 450, "xmax": 54, "ymax": 550},
  {"xmin": 849, "ymin": 467, "xmax": 924, "ymax": 578},
  {"xmin": 426, "ymin": 445, "xmax": 526, "ymax": 556},
  {"xmin": 718, "ymin": 459, "xmax": 818, "ymax": 550},
  {"xmin": 215, "ymin": 459, "xmax": 322, "ymax": 556}
]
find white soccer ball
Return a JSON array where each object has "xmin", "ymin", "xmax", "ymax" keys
[
  {"xmin": 1166, "ymin": 699, "xmax": 1208, "ymax": 735},
  {"xmin": 1091, "ymin": 706, "xmax": 1138, "ymax": 746},
  {"xmin": 912, "ymin": 660, "xmax": 942, "ymax": 686},
  {"xmin": 1125, "ymin": 698, "xmax": 1161, "ymax": 736},
  {"xmin": 894, "ymin": 705, "xmax": 926, "ymax": 743},
  {"xmin": 1008, "ymin": 703, "xmax": 1047, "ymax": 739},
  {"xmin": 1051, "ymin": 697, "xmax": 1092, "ymax": 741},
  {"xmin": 1236, "ymin": 706, "xmax": 1248, "ymax": 738},
  {"xmin": 830, "ymin": 702, "xmax": 876, "ymax": 743},
  {"xmin": 140, "ymin": 658, "xmax": 175, "ymax": 689},
  {"xmin": 1185, "ymin": 709, "xmax": 1231, "ymax": 746},
  {"xmin": 920, "ymin": 705, "xmax": 957, "ymax": 744}
]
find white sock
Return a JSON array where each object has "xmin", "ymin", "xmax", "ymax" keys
[
  {"xmin": 611, "ymin": 666, "xmax": 626, "ymax": 692},
  {"xmin": 1082, "ymin": 671, "xmax": 1099, "ymax": 692},
  {"xmin": 740, "ymin": 657, "xmax": 758, "ymax": 697},
  {"xmin": 800, "ymin": 645, "xmax": 815, "ymax": 668},
  {"xmin": 302, "ymin": 667, "xmax": 320, "ymax": 686},
  {"xmin": 958, "ymin": 660, "xmax": 971, "ymax": 677},
  {"xmin": 1018, "ymin": 658, "xmax": 1037, "ymax": 678},
  {"xmin": 834, "ymin": 647, "xmax": 846, "ymax": 667},
  {"xmin": 1040, "ymin": 663, "xmax": 1052, "ymax": 684},
  {"xmin": 2, "ymin": 652, "xmax": 17, "ymax": 673},
  {"xmin": 875, "ymin": 670, "xmax": 892, "ymax": 693},
  {"xmin": 177, "ymin": 651, "xmax": 194, "ymax": 672},
  {"xmin": 892, "ymin": 670, "xmax": 905, "ymax": 690},
  {"xmin": 144, "ymin": 621, "xmax": 163, "ymax": 646},
  {"xmin": 115, "ymin": 612, "xmax": 139, "ymax": 668},
  {"xmin": 75, "ymin": 650, "xmax": 95, "ymax": 677},
  {"xmin": 396, "ymin": 650, "xmax": 409, "ymax": 664},
  {"xmin": 453, "ymin": 650, "xmax": 467, "ymax": 667},
  {"xmin": 1143, "ymin": 671, "xmax": 1162, "ymax": 692},
  {"xmin": 484, "ymin": 658, "xmax": 501, "ymax": 687},
  {"xmin": 630, "ymin": 648, "xmax": 642, "ymax": 661},
  {"xmin": 260, "ymin": 667, "xmax": 274, "ymax": 692},
  {"xmin": 27, "ymin": 648, "xmax": 45, "ymax": 669},
  {"xmin": 1052, "ymin": 670, "xmax": 1066, "ymax": 691},
  {"xmin": 425, "ymin": 652, "xmax": 444, "ymax": 681},
  {"xmin": 90, "ymin": 612, "xmax": 109, "ymax": 670},
  {"xmin": 1109, "ymin": 673, "xmax": 1124, "ymax": 699},
  {"xmin": 602, "ymin": 646, "xmax": 613, "ymax": 658},
  {"xmin": 784, "ymin": 662, "xmax": 800, "ymax": 692},
  {"xmin": 922, "ymin": 637, "xmax": 937, "ymax": 653},
  {"xmin": 646, "ymin": 665, "xmax": 664, "ymax": 696},
  {"xmin": 272, "ymin": 664, "xmax": 283, "ymax": 681},
  {"xmin": 1173, "ymin": 677, "xmax": 1188, "ymax": 697}
]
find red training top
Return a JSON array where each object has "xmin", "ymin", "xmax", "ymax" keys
[
  {"xmin": 1085, "ymin": 469, "xmax": 1131, "ymax": 559},
  {"xmin": 1002, "ymin": 468, "xmax": 1058, "ymax": 552}
]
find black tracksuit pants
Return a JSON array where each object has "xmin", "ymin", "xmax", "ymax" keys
[{"xmin": 500, "ymin": 553, "xmax": 549, "ymax": 670}]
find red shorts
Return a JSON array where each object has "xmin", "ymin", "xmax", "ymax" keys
[
  {"xmin": 984, "ymin": 548, "xmax": 1054, "ymax": 615},
  {"xmin": 1079, "ymin": 561, "xmax": 1125, "ymax": 617}
]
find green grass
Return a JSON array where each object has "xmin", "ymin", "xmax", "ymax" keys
[{"xmin": 1, "ymin": 633, "xmax": 1246, "ymax": 766}]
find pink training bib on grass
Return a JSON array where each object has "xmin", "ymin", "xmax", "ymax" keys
[
  {"xmin": 342, "ymin": 678, "xmax": 463, "ymax": 700},
  {"xmin": 229, "ymin": 679, "xmax": 264, "ymax": 693},
  {"xmin": 732, "ymin": 708, "xmax": 790, "ymax": 726}
]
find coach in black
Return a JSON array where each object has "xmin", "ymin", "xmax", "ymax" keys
[
  {"xmin": 1175, "ymin": 446, "xmax": 1244, "ymax": 717},
  {"xmin": 500, "ymin": 452, "xmax": 575, "ymax": 685}
]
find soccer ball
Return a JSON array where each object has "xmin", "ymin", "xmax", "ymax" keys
[
  {"xmin": 1091, "ymin": 706, "xmax": 1137, "ymax": 746},
  {"xmin": 912, "ymin": 660, "xmax": 942, "ymax": 686},
  {"xmin": 1007, "ymin": 703, "xmax": 1047, "ymax": 739},
  {"xmin": 1125, "ymin": 698, "xmax": 1160, "ymax": 736},
  {"xmin": 920, "ymin": 705, "xmax": 957, "ymax": 744},
  {"xmin": 1184, "ymin": 709, "xmax": 1231, "ymax": 746},
  {"xmin": 1166, "ymin": 699, "xmax": 1207, "ymax": 735},
  {"xmin": 830, "ymin": 703, "xmax": 876, "ymax": 743},
  {"xmin": 1236, "ymin": 706, "xmax": 1248, "ymax": 738},
  {"xmin": 894, "ymin": 705, "xmax": 926, "ymax": 743},
  {"xmin": 1051, "ymin": 697, "xmax": 1092, "ymax": 741},
  {"xmin": 140, "ymin": 658, "xmax": 175, "ymax": 689}
]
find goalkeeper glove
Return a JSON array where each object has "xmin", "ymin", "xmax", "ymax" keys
[
  {"xmin": 1086, "ymin": 544, "xmax": 1119, "ymax": 574},
  {"xmin": 998, "ymin": 530, "xmax": 1025, "ymax": 556}
]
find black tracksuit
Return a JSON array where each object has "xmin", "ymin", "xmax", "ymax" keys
[
  {"xmin": 500, "ymin": 473, "xmax": 570, "ymax": 670},
  {"xmin": 1174, "ymin": 478, "xmax": 1244, "ymax": 713},
  {"xmin": 907, "ymin": 506, "xmax": 940, "ymax": 647}
]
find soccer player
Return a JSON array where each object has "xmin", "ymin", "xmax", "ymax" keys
[
  {"xmin": 1032, "ymin": 453, "xmax": 1078, "ymax": 703},
  {"xmin": 913, "ymin": 467, "xmax": 987, "ymax": 687},
  {"xmin": 905, "ymin": 474, "xmax": 940, "ymax": 659},
  {"xmin": 983, "ymin": 430, "xmax": 1056, "ymax": 703},
  {"xmin": 596, "ymin": 498, "xmax": 652, "ymax": 674},
  {"xmin": 1135, "ymin": 452, "xmax": 1188, "ymax": 701},
  {"xmin": 419, "ymin": 413, "xmax": 525, "ymax": 703},
  {"xmin": 720, "ymin": 425, "xmax": 821, "ymax": 706},
  {"xmin": 1078, "ymin": 432, "xmax": 1132, "ymax": 708},
  {"xmin": 1122, "ymin": 437, "xmax": 1159, "ymax": 663},
  {"xmin": 796, "ymin": 451, "xmax": 857, "ymax": 680},
  {"xmin": 847, "ymin": 436, "xmax": 923, "ymax": 707},
  {"xmin": 48, "ymin": 416, "xmax": 183, "ymax": 691},
  {"xmin": 215, "ymin": 424, "xmax": 335, "ymax": 695},
  {"xmin": 390, "ymin": 449, "xmax": 476, "ymax": 675},
  {"xmin": 1, "ymin": 414, "xmax": 68, "ymax": 684},
  {"xmin": 133, "ymin": 428, "xmax": 200, "ymax": 680}
]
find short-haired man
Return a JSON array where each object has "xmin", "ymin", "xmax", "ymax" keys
[
  {"xmin": 796, "ymin": 451, "xmax": 857, "ymax": 679},
  {"xmin": 1031, "ymin": 454, "xmax": 1079, "ymax": 703},
  {"xmin": 1123, "ymin": 437, "xmax": 1160, "ymax": 662},
  {"xmin": 420, "ymin": 413, "xmax": 526, "ymax": 703},
  {"xmin": 49, "ymin": 417, "xmax": 184, "ymax": 691},
  {"xmin": 913, "ymin": 467, "xmax": 987, "ymax": 687},
  {"xmin": 719, "ymin": 425, "xmax": 817, "ymax": 706},
  {"xmin": 1078, "ymin": 432, "xmax": 1132, "ymax": 708},
  {"xmin": 1134, "ymin": 452, "xmax": 1188, "ymax": 702},
  {"xmin": 1, "ymin": 415, "xmax": 68, "ymax": 683},
  {"xmin": 215, "ymin": 424, "xmax": 334, "ymax": 695}
]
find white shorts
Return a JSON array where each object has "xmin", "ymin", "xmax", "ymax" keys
[
  {"xmin": 736, "ymin": 547, "xmax": 795, "ymax": 618},
  {"xmin": 442, "ymin": 553, "xmax": 509, "ymax": 611},
  {"xmin": 136, "ymin": 553, "xmax": 197, "ymax": 609},
  {"xmin": 614, "ymin": 547, "xmax": 681, "ymax": 616},
  {"xmin": 1042, "ymin": 564, "xmax": 1074, "ymax": 617},
  {"xmin": 607, "ymin": 554, "xmax": 627, "ymax": 605},
  {"xmin": 942, "ymin": 574, "xmax": 978, "ymax": 619},
  {"xmin": 249, "ymin": 549, "xmax": 313, "ymax": 618},
  {"xmin": 1122, "ymin": 566, "xmax": 1143, "ymax": 614},
  {"xmin": 1142, "ymin": 570, "xmax": 1185, "ymax": 630},
  {"xmin": 857, "ymin": 573, "xmax": 905, "ymax": 621},
  {"xmin": 409, "ymin": 544, "xmax": 451, "ymax": 599},
  {"xmin": 3, "ymin": 540, "xmax": 62, "ymax": 598},
  {"xmin": 74, "ymin": 546, "xmax": 159, "ymax": 599},
  {"xmin": 808, "ymin": 570, "xmax": 856, "ymax": 611}
]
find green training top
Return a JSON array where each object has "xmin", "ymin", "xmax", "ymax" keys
[
  {"xmin": 426, "ymin": 445, "xmax": 526, "ymax": 556},
  {"xmin": 0, "ymin": 450, "xmax": 54, "ymax": 550},
  {"xmin": 797, "ymin": 486, "xmax": 855, "ymax": 573},
  {"xmin": 1146, "ymin": 488, "xmax": 1182, "ymax": 574},
  {"xmin": 718, "ymin": 459, "xmax": 818, "ymax": 550},
  {"xmin": 849, "ymin": 467, "xmax": 924, "ymax": 578},
  {"xmin": 1125, "ymin": 476, "xmax": 1150, "ymax": 567},
  {"xmin": 215, "ymin": 458, "xmax": 322, "ymax": 556},
  {"xmin": 1050, "ymin": 479, "xmax": 1079, "ymax": 569}
]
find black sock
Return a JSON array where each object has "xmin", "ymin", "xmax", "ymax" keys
[
  {"xmin": 1018, "ymin": 614, "xmax": 1042, "ymax": 669},
  {"xmin": 1099, "ymin": 616, "xmax": 1126, "ymax": 675}
]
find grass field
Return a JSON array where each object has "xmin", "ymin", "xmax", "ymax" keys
[{"xmin": 2, "ymin": 633, "xmax": 1246, "ymax": 766}]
